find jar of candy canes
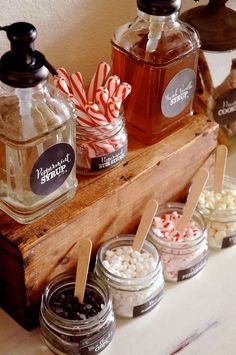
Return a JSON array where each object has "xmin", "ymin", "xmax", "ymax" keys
[
  {"xmin": 94, "ymin": 235, "xmax": 164, "ymax": 318},
  {"xmin": 197, "ymin": 175, "xmax": 236, "ymax": 249},
  {"xmin": 148, "ymin": 202, "xmax": 208, "ymax": 282},
  {"xmin": 76, "ymin": 111, "xmax": 127, "ymax": 175},
  {"xmin": 39, "ymin": 272, "xmax": 115, "ymax": 355}
]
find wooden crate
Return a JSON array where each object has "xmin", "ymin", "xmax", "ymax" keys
[{"xmin": 0, "ymin": 113, "xmax": 218, "ymax": 329}]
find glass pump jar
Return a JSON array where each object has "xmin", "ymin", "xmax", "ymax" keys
[
  {"xmin": 197, "ymin": 175, "xmax": 236, "ymax": 249},
  {"xmin": 39, "ymin": 272, "xmax": 115, "ymax": 355},
  {"xmin": 76, "ymin": 112, "xmax": 127, "ymax": 175},
  {"xmin": 148, "ymin": 202, "xmax": 208, "ymax": 282},
  {"xmin": 95, "ymin": 235, "xmax": 165, "ymax": 318},
  {"xmin": 0, "ymin": 23, "xmax": 77, "ymax": 223},
  {"xmin": 111, "ymin": 0, "xmax": 200, "ymax": 144}
]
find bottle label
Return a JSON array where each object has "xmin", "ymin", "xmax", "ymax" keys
[
  {"xmin": 161, "ymin": 69, "xmax": 196, "ymax": 118},
  {"xmin": 222, "ymin": 234, "xmax": 236, "ymax": 248},
  {"xmin": 133, "ymin": 289, "xmax": 164, "ymax": 317},
  {"xmin": 90, "ymin": 144, "xmax": 127, "ymax": 171},
  {"xmin": 177, "ymin": 255, "xmax": 208, "ymax": 282},
  {"xmin": 80, "ymin": 321, "xmax": 115, "ymax": 355},
  {"xmin": 213, "ymin": 89, "xmax": 236, "ymax": 126},
  {"xmin": 30, "ymin": 143, "xmax": 75, "ymax": 195}
]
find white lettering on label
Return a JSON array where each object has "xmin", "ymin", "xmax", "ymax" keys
[
  {"xmin": 218, "ymin": 100, "xmax": 236, "ymax": 116},
  {"xmin": 36, "ymin": 153, "xmax": 71, "ymax": 185},
  {"xmin": 166, "ymin": 81, "xmax": 193, "ymax": 106}
]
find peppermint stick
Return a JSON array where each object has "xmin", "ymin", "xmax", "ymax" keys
[{"xmin": 87, "ymin": 62, "xmax": 110, "ymax": 102}]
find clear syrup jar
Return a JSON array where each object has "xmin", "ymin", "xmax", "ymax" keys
[
  {"xmin": 0, "ymin": 22, "xmax": 77, "ymax": 223},
  {"xmin": 111, "ymin": 0, "xmax": 200, "ymax": 144},
  {"xmin": 39, "ymin": 272, "xmax": 115, "ymax": 355}
]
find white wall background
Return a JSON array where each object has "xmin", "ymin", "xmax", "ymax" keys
[{"xmin": 0, "ymin": 0, "xmax": 235, "ymax": 85}]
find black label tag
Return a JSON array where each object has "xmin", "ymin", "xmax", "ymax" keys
[
  {"xmin": 133, "ymin": 290, "xmax": 164, "ymax": 318},
  {"xmin": 90, "ymin": 144, "xmax": 127, "ymax": 171},
  {"xmin": 222, "ymin": 234, "xmax": 236, "ymax": 248},
  {"xmin": 161, "ymin": 69, "xmax": 196, "ymax": 118},
  {"xmin": 30, "ymin": 143, "xmax": 75, "ymax": 195},
  {"xmin": 81, "ymin": 322, "xmax": 115, "ymax": 355},
  {"xmin": 213, "ymin": 89, "xmax": 236, "ymax": 126},
  {"xmin": 177, "ymin": 255, "xmax": 208, "ymax": 282}
]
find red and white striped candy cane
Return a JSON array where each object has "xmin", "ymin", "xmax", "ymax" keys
[
  {"xmin": 113, "ymin": 82, "xmax": 132, "ymax": 102},
  {"xmin": 93, "ymin": 141, "xmax": 115, "ymax": 155},
  {"xmin": 86, "ymin": 102, "xmax": 110, "ymax": 126},
  {"xmin": 87, "ymin": 62, "xmax": 110, "ymax": 102},
  {"xmin": 104, "ymin": 75, "xmax": 120, "ymax": 97},
  {"xmin": 106, "ymin": 96, "xmax": 122, "ymax": 121},
  {"xmin": 95, "ymin": 87, "xmax": 109, "ymax": 114},
  {"xmin": 57, "ymin": 67, "xmax": 71, "ymax": 91},
  {"xmin": 53, "ymin": 76, "xmax": 70, "ymax": 96},
  {"xmin": 70, "ymin": 72, "xmax": 87, "ymax": 109}
]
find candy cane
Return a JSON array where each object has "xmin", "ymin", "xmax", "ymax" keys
[
  {"xmin": 87, "ymin": 62, "xmax": 110, "ymax": 102},
  {"xmin": 86, "ymin": 102, "xmax": 109, "ymax": 126},
  {"xmin": 106, "ymin": 96, "xmax": 122, "ymax": 121},
  {"xmin": 113, "ymin": 82, "xmax": 132, "ymax": 102},
  {"xmin": 54, "ymin": 76, "xmax": 70, "ymax": 96},
  {"xmin": 57, "ymin": 67, "xmax": 71, "ymax": 90},
  {"xmin": 70, "ymin": 72, "xmax": 87, "ymax": 109},
  {"xmin": 95, "ymin": 87, "xmax": 109, "ymax": 114},
  {"xmin": 104, "ymin": 75, "xmax": 120, "ymax": 97}
]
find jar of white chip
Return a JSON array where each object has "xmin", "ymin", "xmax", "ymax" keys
[
  {"xmin": 148, "ymin": 202, "xmax": 208, "ymax": 282},
  {"xmin": 197, "ymin": 175, "xmax": 236, "ymax": 249},
  {"xmin": 94, "ymin": 235, "xmax": 164, "ymax": 318}
]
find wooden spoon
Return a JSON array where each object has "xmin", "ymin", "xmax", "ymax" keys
[
  {"xmin": 74, "ymin": 238, "xmax": 92, "ymax": 303},
  {"xmin": 177, "ymin": 168, "xmax": 209, "ymax": 234},
  {"xmin": 132, "ymin": 199, "xmax": 159, "ymax": 251},
  {"xmin": 214, "ymin": 144, "xmax": 228, "ymax": 194}
]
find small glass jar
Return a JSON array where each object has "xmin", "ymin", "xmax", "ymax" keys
[
  {"xmin": 76, "ymin": 112, "xmax": 127, "ymax": 175},
  {"xmin": 94, "ymin": 235, "xmax": 165, "ymax": 318},
  {"xmin": 197, "ymin": 175, "xmax": 236, "ymax": 249},
  {"xmin": 148, "ymin": 202, "xmax": 208, "ymax": 282},
  {"xmin": 39, "ymin": 272, "xmax": 115, "ymax": 355}
]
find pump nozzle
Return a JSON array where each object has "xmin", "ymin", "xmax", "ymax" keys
[{"xmin": 0, "ymin": 22, "xmax": 57, "ymax": 88}]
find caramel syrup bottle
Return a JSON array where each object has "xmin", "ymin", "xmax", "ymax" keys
[{"xmin": 111, "ymin": 0, "xmax": 200, "ymax": 144}]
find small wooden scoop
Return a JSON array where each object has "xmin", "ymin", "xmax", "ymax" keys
[
  {"xmin": 214, "ymin": 145, "xmax": 228, "ymax": 194},
  {"xmin": 132, "ymin": 199, "xmax": 159, "ymax": 251},
  {"xmin": 74, "ymin": 238, "xmax": 92, "ymax": 303},
  {"xmin": 176, "ymin": 168, "xmax": 209, "ymax": 234}
]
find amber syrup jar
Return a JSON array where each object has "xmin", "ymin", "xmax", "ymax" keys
[{"xmin": 111, "ymin": 0, "xmax": 200, "ymax": 144}]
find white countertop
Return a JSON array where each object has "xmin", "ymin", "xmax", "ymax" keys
[{"xmin": 0, "ymin": 150, "xmax": 235, "ymax": 355}]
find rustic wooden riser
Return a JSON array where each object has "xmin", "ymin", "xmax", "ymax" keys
[{"xmin": 0, "ymin": 113, "xmax": 218, "ymax": 329}]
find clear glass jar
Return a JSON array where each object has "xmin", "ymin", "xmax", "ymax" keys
[
  {"xmin": 39, "ymin": 272, "xmax": 115, "ymax": 355},
  {"xmin": 94, "ymin": 235, "xmax": 165, "ymax": 318},
  {"xmin": 0, "ymin": 81, "xmax": 78, "ymax": 224},
  {"xmin": 148, "ymin": 202, "xmax": 208, "ymax": 282},
  {"xmin": 197, "ymin": 175, "xmax": 236, "ymax": 249},
  {"xmin": 76, "ymin": 112, "xmax": 127, "ymax": 175},
  {"xmin": 111, "ymin": 0, "xmax": 200, "ymax": 144}
]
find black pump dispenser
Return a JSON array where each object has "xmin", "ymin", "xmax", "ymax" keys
[
  {"xmin": 0, "ymin": 22, "xmax": 57, "ymax": 88},
  {"xmin": 137, "ymin": 0, "xmax": 181, "ymax": 16}
]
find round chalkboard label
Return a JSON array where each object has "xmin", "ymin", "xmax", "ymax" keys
[
  {"xmin": 161, "ymin": 69, "xmax": 196, "ymax": 118},
  {"xmin": 30, "ymin": 143, "xmax": 75, "ymax": 196},
  {"xmin": 213, "ymin": 88, "xmax": 236, "ymax": 126}
]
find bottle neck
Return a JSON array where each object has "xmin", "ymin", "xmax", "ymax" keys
[{"xmin": 138, "ymin": 9, "xmax": 178, "ymax": 23}]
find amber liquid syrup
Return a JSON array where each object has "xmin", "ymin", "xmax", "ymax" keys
[{"xmin": 112, "ymin": 41, "xmax": 199, "ymax": 145}]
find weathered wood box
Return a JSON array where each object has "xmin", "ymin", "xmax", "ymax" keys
[{"xmin": 0, "ymin": 112, "xmax": 218, "ymax": 329}]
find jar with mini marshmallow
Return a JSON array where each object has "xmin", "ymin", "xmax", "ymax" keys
[
  {"xmin": 76, "ymin": 112, "xmax": 127, "ymax": 175},
  {"xmin": 148, "ymin": 202, "xmax": 208, "ymax": 282},
  {"xmin": 197, "ymin": 175, "xmax": 236, "ymax": 249},
  {"xmin": 39, "ymin": 272, "xmax": 115, "ymax": 355},
  {"xmin": 94, "ymin": 235, "xmax": 164, "ymax": 318}
]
